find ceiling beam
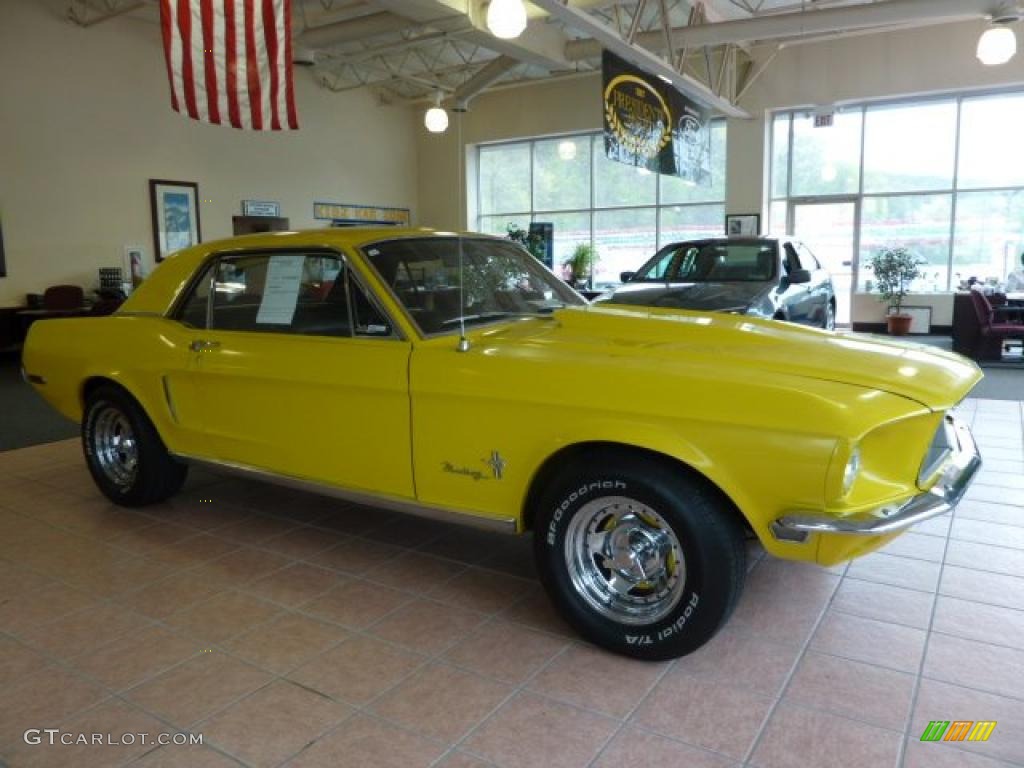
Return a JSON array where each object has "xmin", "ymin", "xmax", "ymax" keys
[
  {"xmin": 530, "ymin": 0, "xmax": 749, "ymax": 117},
  {"xmin": 451, "ymin": 54, "xmax": 520, "ymax": 108},
  {"xmin": 365, "ymin": 0, "xmax": 572, "ymax": 70},
  {"xmin": 298, "ymin": 11, "xmax": 414, "ymax": 47},
  {"xmin": 568, "ymin": 0, "xmax": 1008, "ymax": 51}
]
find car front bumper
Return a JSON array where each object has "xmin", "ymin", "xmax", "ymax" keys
[{"xmin": 772, "ymin": 415, "xmax": 980, "ymax": 539}]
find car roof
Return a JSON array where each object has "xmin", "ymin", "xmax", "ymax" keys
[{"xmin": 664, "ymin": 237, "xmax": 785, "ymax": 248}]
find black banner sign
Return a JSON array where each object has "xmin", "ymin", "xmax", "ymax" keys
[{"xmin": 602, "ymin": 50, "xmax": 712, "ymax": 185}]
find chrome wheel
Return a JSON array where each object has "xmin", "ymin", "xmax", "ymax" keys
[
  {"xmin": 564, "ymin": 496, "xmax": 686, "ymax": 625},
  {"xmin": 92, "ymin": 405, "xmax": 138, "ymax": 488}
]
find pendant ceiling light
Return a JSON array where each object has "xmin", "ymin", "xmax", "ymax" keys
[
  {"xmin": 977, "ymin": 25, "xmax": 1018, "ymax": 65},
  {"xmin": 487, "ymin": 0, "xmax": 527, "ymax": 39},
  {"xmin": 978, "ymin": 4, "xmax": 1021, "ymax": 66},
  {"xmin": 424, "ymin": 91, "xmax": 449, "ymax": 133},
  {"xmin": 557, "ymin": 140, "xmax": 577, "ymax": 161}
]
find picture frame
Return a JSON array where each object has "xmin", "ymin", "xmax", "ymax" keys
[
  {"xmin": 149, "ymin": 179, "xmax": 201, "ymax": 262},
  {"xmin": 900, "ymin": 306, "xmax": 932, "ymax": 335},
  {"xmin": 242, "ymin": 199, "xmax": 281, "ymax": 217},
  {"xmin": 725, "ymin": 213, "xmax": 760, "ymax": 237}
]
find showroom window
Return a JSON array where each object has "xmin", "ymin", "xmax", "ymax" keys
[
  {"xmin": 478, "ymin": 124, "xmax": 727, "ymax": 288},
  {"xmin": 770, "ymin": 91, "xmax": 1024, "ymax": 301}
]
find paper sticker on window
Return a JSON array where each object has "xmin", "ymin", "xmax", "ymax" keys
[{"xmin": 256, "ymin": 255, "xmax": 305, "ymax": 325}]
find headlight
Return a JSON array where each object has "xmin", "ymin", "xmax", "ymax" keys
[{"xmin": 842, "ymin": 447, "xmax": 861, "ymax": 496}]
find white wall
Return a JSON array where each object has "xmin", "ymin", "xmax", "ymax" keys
[{"xmin": 0, "ymin": 0, "xmax": 419, "ymax": 307}]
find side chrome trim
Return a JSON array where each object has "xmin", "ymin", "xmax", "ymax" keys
[
  {"xmin": 161, "ymin": 377, "xmax": 179, "ymax": 423},
  {"xmin": 772, "ymin": 416, "xmax": 981, "ymax": 539},
  {"xmin": 170, "ymin": 452, "xmax": 520, "ymax": 534}
]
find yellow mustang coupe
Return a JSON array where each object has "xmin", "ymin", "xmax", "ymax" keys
[{"xmin": 22, "ymin": 228, "xmax": 982, "ymax": 659}]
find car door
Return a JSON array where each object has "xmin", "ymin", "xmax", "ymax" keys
[
  {"xmin": 780, "ymin": 242, "xmax": 815, "ymax": 324},
  {"xmin": 175, "ymin": 249, "xmax": 414, "ymax": 498}
]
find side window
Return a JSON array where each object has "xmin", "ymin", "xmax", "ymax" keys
[
  {"xmin": 190, "ymin": 251, "xmax": 394, "ymax": 338},
  {"xmin": 177, "ymin": 263, "xmax": 214, "ymax": 328},
  {"xmin": 796, "ymin": 242, "xmax": 821, "ymax": 271}
]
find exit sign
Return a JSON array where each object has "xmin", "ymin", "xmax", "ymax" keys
[{"xmin": 814, "ymin": 112, "xmax": 835, "ymax": 128}]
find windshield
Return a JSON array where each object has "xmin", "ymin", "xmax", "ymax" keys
[
  {"xmin": 361, "ymin": 237, "xmax": 585, "ymax": 335},
  {"xmin": 633, "ymin": 241, "xmax": 778, "ymax": 283}
]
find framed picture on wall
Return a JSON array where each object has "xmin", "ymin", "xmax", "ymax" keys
[
  {"xmin": 725, "ymin": 214, "xmax": 760, "ymax": 237},
  {"xmin": 149, "ymin": 179, "xmax": 201, "ymax": 262}
]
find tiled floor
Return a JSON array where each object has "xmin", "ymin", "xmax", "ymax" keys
[{"xmin": 0, "ymin": 397, "xmax": 1021, "ymax": 768}]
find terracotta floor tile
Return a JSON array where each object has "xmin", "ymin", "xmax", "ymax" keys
[
  {"xmin": 463, "ymin": 691, "xmax": 618, "ymax": 768},
  {"xmin": 199, "ymin": 546, "xmax": 295, "ymax": 585},
  {"xmin": 284, "ymin": 714, "xmax": 446, "ymax": 768},
  {"xmin": 903, "ymin": 739, "xmax": 1019, "ymax": 768},
  {"xmin": 300, "ymin": 580, "xmax": 410, "ymax": 629},
  {"xmin": 749, "ymin": 703, "xmax": 902, "ymax": 768},
  {"xmin": 130, "ymin": 744, "xmax": 243, "ymax": 768},
  {"xmin": 810, "ymin": 610, "xmax": 927, "ymax": 673},
  {"xmin": 443, "ymin": 619, "xmax": 569, "ymax": 685},
  {"xmin": 923, "ymin": 633, "xmax": 1024, "ymax": 700},
  {"xmin": 416, "ymin": 528, "xmax": 503, "ymax": 565},
  {"xmin": 943, "ymin": 539, "xmax": 1024, "ymax": 578},
  {"xmin": 210, "ymin": 513, "xmax": 300, "ymax": 547},
  {"xmin": 361, "ymin": 516, "xmax": 450, "ymax": 549},
  {"xmin": 527, "ymin": 643, "xmax": 668, "ymax": 719},
  {"xmin": 240, "ymin": 562, "xmax": 345, "ymax": 607},
  {"xmin": 125, "ymin": 651, "xmax": 273, "ymax": 727},
  {"xmin": 429, "ymin": 567, "xmax": 534, "ymax": 615},
  {"xmin": 117, "ymin": 569, "xmax": 229, "ymax": 620},
  {"xmin": 0, "ymin": 665, "xmax": 107, "ymax": 745},
  {"xmin": 434, "ymin": 751, "xmax": 498, "ymax": 768},
  {"xmin": 132, "ymin": 533, "xmax": 243, "ymax": 569},
  {"xmin": 726, "ymin": 559, "xmax": 839, "ymax": 647},
  {"xmin": 879, "ymin": 531, "xmax": 947, "ymax": 562},
  {"xmin": 911, "ymin": 678, "xmax": 1024, "ymax": 765},
  {"xmin": 16, "ymin": 602, "xmax": 152, "ymax": 660},
  {"xmin": 673, "ymin": 626, "xmax": 802, "ymax": 697},
  {"xmin": 499, "ymin": 587, "xmax": 576, "ymax": 638},
  {"xmin": 288, "ymin": 635, "xmax": 425, "ymax": 705},
  {"xmin": 166, "ymin": 590, "xmax": 283, "ymax": 644},
  {"xmin": 255, "ymin": 525, "xmax": 346, "ymax": 560},
  {"xmin": 783, "ymin": 651, "xmax": 916, "ymax": 729},
  {"xmin": 832, "ymin": 579, "xmax": 935, "ymax": 629},
  {"xmin": 364, "ymin": 550, "xmax": 468, "ymax": 596},
  {"xmin": 305, "ymin": 535, "xmax": 403, "ymax": 575},
  {"xmin": 370, "ymin": 663, "xmax": 511, "ymax": 742},
  {"xmin": 73, "ymin": 624, "xmax": 203, "ymax": 691},
  {"xmin": 593, "ymin": 725, "xmax": 738, "ymax": 768},
  {"xmin": 201, "ymin": 680, "xmax": 352, "ymax": 768},
  {"xmin": 934, "ymin": 595, "xmax": 1024, "ymax": 653},
  {"xmin": 630, "ymin": 671, "xmax": 772, "ymax": 759},
  {"xmin": 939, "ymin": 565, "xmax": 1024, "ymax": 611},
  {"xmin": 369, "ymin": 599, "xmax": 487, "ymax": 655},
  {"xmin": 0, "ymin": 635, "xmax": 50, "ymax": 687},
  {"xmin": 0, "ymin": 580, "xmax": 95, "ymax": 632},
  {"xmin": 951, "ymin": 518, "xmax": 1024, "ymax": 550},
  {"xmin": 224, "ymin": 612, "xmax": 349, "ymax": 675},
  {"xmin": 4, "ymin": 698, "xmax": 167, "ymax": 768},
  {"xmin": 845, "ymin": 552, "xmax": 942, "ymax": 593}
]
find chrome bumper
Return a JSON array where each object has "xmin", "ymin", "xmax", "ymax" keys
[{"xmin": 772, "ymin": 416, "xmax": 981, "ymax": 538}]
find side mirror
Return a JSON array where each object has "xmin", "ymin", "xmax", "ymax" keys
[
  {"xmin": 788, "ymin": 268, "xmax": 812, "ymax": 285},
  {"xmin": 620, "ymin": 271, "xmax": 636, "ymax": 283}
]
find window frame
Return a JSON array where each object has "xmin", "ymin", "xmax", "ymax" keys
[{"xmin": 168, "ymin": 247, "xmax": 403, "ymax": 340}]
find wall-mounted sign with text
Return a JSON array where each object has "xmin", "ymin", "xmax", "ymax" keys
[
  {"xmin": 601, "ymin": 51, "xmax": 712, "ymax": 186},
  {"xmin": 314, "ymin": 202, "xmax": 411, "ymax": 226},
  {"xmin": 242, "ymin": 200, "xmax": 282, "ymax": 217}
]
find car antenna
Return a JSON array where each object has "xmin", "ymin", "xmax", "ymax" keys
[{"xmin": 455, "ymin": 105, "xmax": 470, "ymax": 353}]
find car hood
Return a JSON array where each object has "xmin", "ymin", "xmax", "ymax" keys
[
  {"xmin": 475, "ymin": 305, "xmax": 981, "ymax": 411},
  {"xmin": 595, "ymin": 281, "xmax": 771, "ymax": 312}
]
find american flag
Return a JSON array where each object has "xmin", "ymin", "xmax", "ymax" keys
[{"xmin": 159, "ymin": 0, "xmax": 299, "ymax": 130}]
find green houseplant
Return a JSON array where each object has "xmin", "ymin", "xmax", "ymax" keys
[
  {"xmin": 869, "ymin": 246, "xmax": 923, "ymax": 336},
  {"xmin": 505, "ymin": 224, "xmax": 546, "ymax": 263},
  {"xmin": 564, "ymin": 243, "xmax": 599, "ymax": 289}
]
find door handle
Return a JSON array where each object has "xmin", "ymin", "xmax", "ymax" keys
[{"xmin": 189, "ymin": 339, "xmax": 221, "ymax": 352}]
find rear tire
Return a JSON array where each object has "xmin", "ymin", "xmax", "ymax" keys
[
  {"xmin": 533, "ymin": 452, "xmax": 746, "ymax": 660},
  {"xmin": 82, "ymin": 385, "xmax": 187, "ymax": 506}
]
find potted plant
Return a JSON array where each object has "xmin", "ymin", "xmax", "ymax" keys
[
  {"xmin": 564, "ymin": 243, "xmax": 599, "ymax": 289},
  {"xmin": 505, "ymin": 224, "xmax": 546, "ymax": 263},
  {"xmin": 869, "ymin": 246, "xmax": 923, "ymax": 336}
]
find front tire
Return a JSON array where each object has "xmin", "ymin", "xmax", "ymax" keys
[
  {"xmin": 82, "ymin": 385, "xmax": 187, "ymax": 506},
  {"xmin": 533, "ymin": 452, "xmax": 746, "ymax": 660}
]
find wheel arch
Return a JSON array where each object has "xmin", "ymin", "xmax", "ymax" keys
[{"xmin": 521, "ymin": 440, "xmax": 753, "ymax": 540}]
